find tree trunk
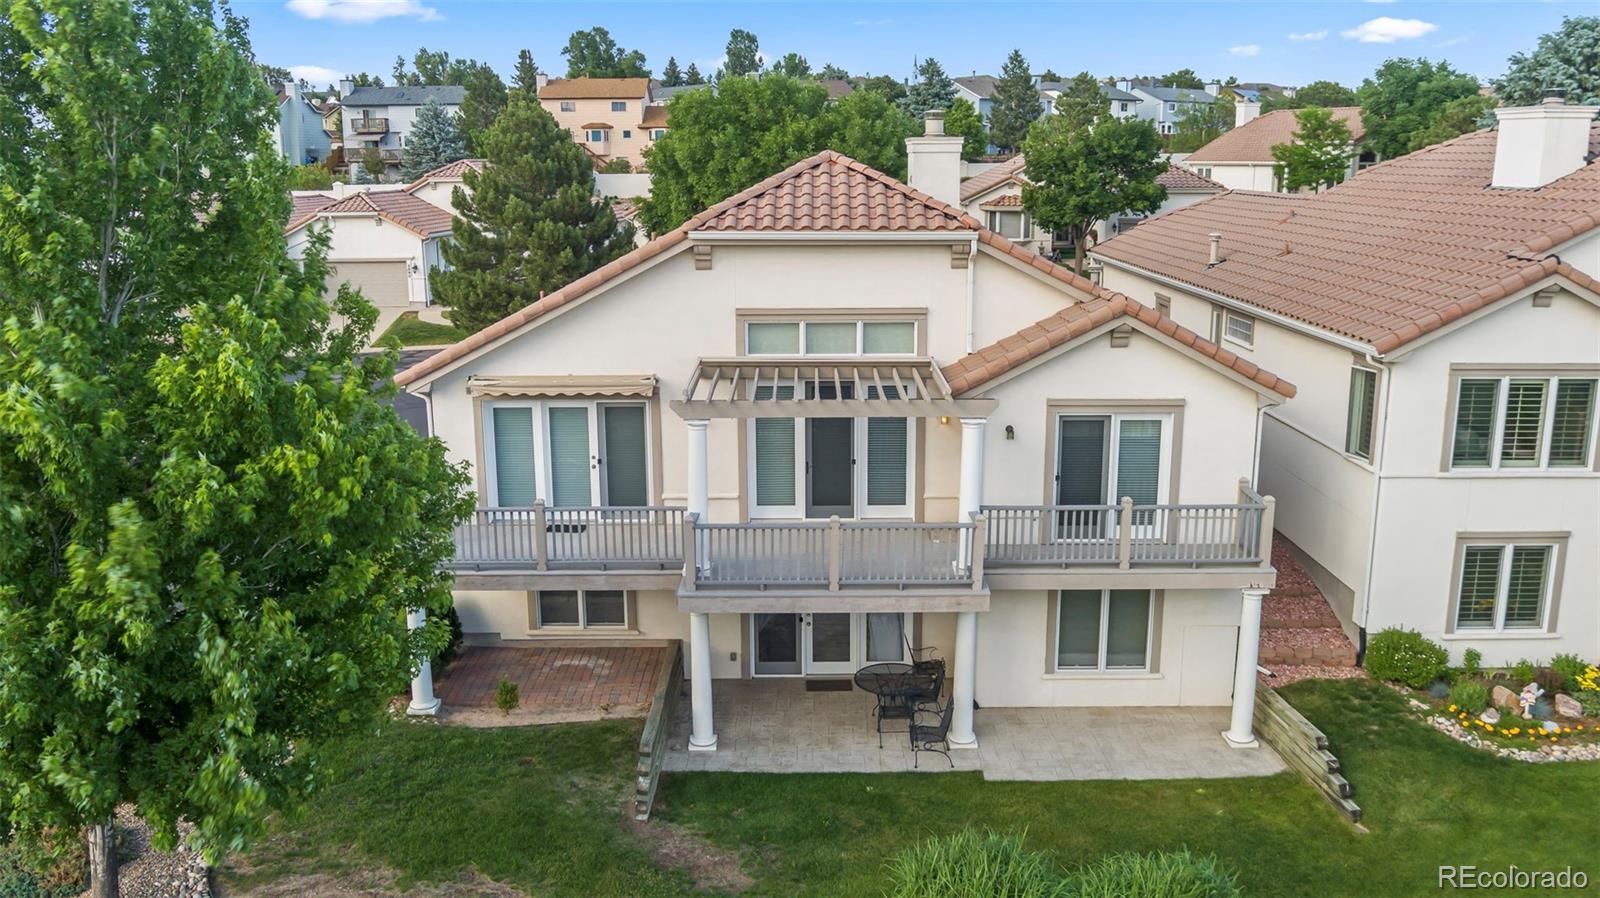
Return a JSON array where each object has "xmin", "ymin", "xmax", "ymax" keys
[
  {"xmin": 1073, "ymin": 225, "xmax": 1088, "ymax": 277},
  {"xmin": 87, "ymin": 820, "xmax": 118, "ymax": 898}
]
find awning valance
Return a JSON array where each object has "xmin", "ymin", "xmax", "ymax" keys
[
  {"xmin": 670, "ymin": 357, "xmax": 995, "ymax": 419},
  {"xmin": 467, "ymin": 374, "xmax": 656, "ymax": 399}
]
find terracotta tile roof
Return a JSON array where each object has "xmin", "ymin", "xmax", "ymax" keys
[
  {"xmin": 1156, "ymin": 164, "xmax": 1225, "ymax": 191},
  {"xmin": 980, "ymin": 194, "xmax": 1024, "ymax": 208},
  {"xmin": 285, "ymin": 190, "xmax": 456, "ymax": 238},
  {"xmin": 822, "ymin": 79, "xmax": 854, "ymax": 100},
  {"xmin": 960, "ymin": 155, "xmax": 1029, "ymax": 202},
  {"xmin": 640, "ymin": 105, "xmax": 670, "ymax": 127},
  {"xmin": 611, "ymin": 198, "xmax": 639, "ymax": 221},
  {"xmin": 395, "ymin": 148, "xmax": 1296, "ymax": 398},
  {"xmin": 404, "ymin": 158, "xmax": 486, "ymax": 192},
  {"xmin": 942, "ymin": 293, "xmax": 1296, "ymax": 398},
  {"xmin": 1094, "ymin": 123, "xmax": 1600, "ymax": 353},
  {"xmin": 1185, "ymin": 107, "xmax": 1364, "ymax": 164},
  {"xmin": 539, "ymin": 77, "xmax": 650, "ymax": 100},
  {"xmin": 289, "ymin": 192, "xmax": 337, "ymax": 223}
]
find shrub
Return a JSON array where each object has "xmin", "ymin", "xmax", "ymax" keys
[
  {"xmin": 1550, "ymin": 654, "xmax": 1588, "ymax": 691},
  {"xmin": 495, "ymin": 678, "xmax": 520, "ymax": 714},
  {"xmin": 1064, "ymin": 850, "xmax": 1241, "ymax": 898},
  {"xmin": 1511, "ymin": 658, "xmax": 1537, "ymax": 684},
  {"xmin": 1461, "ymin": 648, "xmax": 1483, "ymax": 679},
  {"xmin": 886, "ymin": 829, "xmax": 1068, "ymax": 898},
  {"xmin": 1427, "ymin": 680, "xmax": 1450, "ymax": 699},
  {"xmin": 1533, "ymin": 668, "xmax": 1565, "ymax": 696},
  {"xmin": 1577, "ymin": 691, "xmax": 1600, "ymax": 717},
  {"xmin": 1531, "ymin": 697, "xmax": 1553, "ymax": 720},
  {"xmin": 1449, "ymin": 681, "xmax": 1490, "ymax": 715},
  {"xmin": 430, "ymin": 606, "xmax": 464, "ymax": 676},
  {"xmin": 1364, "ymin": 628, "xmax": 1449, "ymax": 688}
]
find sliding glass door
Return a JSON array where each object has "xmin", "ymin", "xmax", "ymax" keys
[{"xmin": 1054, "ymin": 414, "xmax": 1169, "ymax": 540}]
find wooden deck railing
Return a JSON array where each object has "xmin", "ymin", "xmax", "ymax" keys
[
  {"xmin": 683, "ymin": 514, "xmax": 983, "ymax": 591},
  {"xmin": 350, "ymin": 117, "xmax": 389, "ymax": 133},
  {"xmin": 450, "ymin": 504, "xmax": 684, "ymax": 570}
]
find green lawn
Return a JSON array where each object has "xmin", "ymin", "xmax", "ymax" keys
[
  {"xmin": 376, "ymin": 311, "xmax": 467, "ymax": 347},
  {"xmin": 218, "ymin": 680, "xmax": 1599, "ymax": 898}
]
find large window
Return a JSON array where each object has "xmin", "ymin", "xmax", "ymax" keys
[
  {"xmin": 1453, "ymin": 543, "xmax": 1555, "ymax": 632},
  {"xmin": 986, "ymin": 210, "xmax": 1030, "ymax": 239},
  {"xmin": 1345, "ymin": 367, "xmax": 1378, "ymax": 460},
  {"xmin": 586, "ymin": 129, "xmax": 607, "ymax": 143},
  {"xmin": 483, "ymin": 401, "xmax": 650, "ymax": 507},
  {"xmin": 1053, "ymin": 413, "xmax": 1171, "ymax": 531},
  {"xmin": 744, "ymin": 319, "xmax": 917, "ymax": 356},
  {"xmin": 536, "ymin": 589, "xmax": 628, "ymax": 629},
  {"xmin": 1449, "ymin": 376, "xmax": 1597, "ymax": 470},
  {"xmin": 1056, "ymin": 589, "xmax": 1154, "ymax": 671},
  {"xmin": 748, "ymin": 382, "xmax": 914, "ymax": 519}
]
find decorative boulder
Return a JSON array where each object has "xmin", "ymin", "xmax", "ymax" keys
[
  {"xmin": 1492, "ymin": 684, "xmax": 1518, "ymax": 709},
  {"xmin": 1542, "ymin": 720, "xmax": 1562, "ymax": 733},
  {"xmin": 1479, "ymin": 708, "xmax": 1501, "ymax": 725},
  {"xmin": 1554, "ymin": 693, "xmax": 1583, "ymax": 719}
]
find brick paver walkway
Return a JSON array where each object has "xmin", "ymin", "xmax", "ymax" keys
[{"xmin": 435, "ymin": 645, "xmax": 668, "ymax": 710}]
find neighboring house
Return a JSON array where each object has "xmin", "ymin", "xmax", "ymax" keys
[
  {"xmin": 1100, "ymin": 83, "xmax": 1143, "ymax": 121},
  {"xmin": 1217, "ymin": 82, "xmax": 1295, "ymax": 106},
  {"xmin": 394, "ymin": 111, "xmax": 1294, "ymax": 756},
  {"xmin": 1183, "ymin": 105, "xmax": 1370, "ymax": 192},
  {"xmin": 954, "ymin": 75, "xmax": 1077, "ymax": 152},
  {"xmin": 1099, "ymin": 165, "xmax": 1226, "ymax": 240},
  {"xmin": 337, "ymin": 81, "xmax": 467, "ymax": 177},
  {"xmin": 1122, "ymin": 82, "xmax": 1216, "ymax": 136},
  {"xmin": 1092, "ymin": 97, "xmax": 1600, "ymax": 666},
  {"xmin": 539, "ymin": 77, "xmax": 665, "ymax": 170},
  {"xmin": 272, "ymin": 81, "xmax": 334, "ymax": 165},
  {"xmin": 405, "ymin": 157, "xmax": 486, "ymax": 212}
]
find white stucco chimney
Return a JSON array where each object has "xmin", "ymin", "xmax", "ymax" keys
[
  {"xmin": 1491, "ymin": 91, "xmax": 1598, "ymax": 189},
  {"xmin": 1235, "ymin": 100, "xmax": 1261, "ymax": 129},
  {"xmin": 535, "ymin": 71, "xmax": 549, "ymax": 92},
  {"xmin": 338, "ymin": 77, "xmax": 355, "ymax": 97},
  {"xmin": 905, "ymin": 110, "xmax": 964, "ymax": 208}
]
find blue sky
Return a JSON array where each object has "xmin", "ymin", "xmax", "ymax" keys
[{"xmin": 242, "ymin": 1, "xmax": 1591, "ymax": 91}]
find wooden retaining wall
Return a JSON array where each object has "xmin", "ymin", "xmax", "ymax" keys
[
  {"xmin": 633, "ymin": 640, "xmax": 683, "ymax": 821},
  {"xmin": 1255, "ymin": 686, "xmax": 1362, "ymax": 823}
]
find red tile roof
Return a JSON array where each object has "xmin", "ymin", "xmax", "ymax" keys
[
  {"xmin": 403, "ymin": 158, "xmax": 485, "ymax": 192},
  {"xmin": 1094, "ymin": 123, "xmax": 1600, "ymax": 352},
  {"xmin": 1185, "ymin": 107, "xmax": 1365, "ymax": 164},
  {"xmin": 285, "ymin": 189, "xmax": 456, "ymax": 238},
  {"xmin": 289, "ymin": 192, "xmax": 337, "ymax": 223},
  {"xmin": 1156, "ymin": 164, "xmax": 1225, "ymax": 191},
  {"xmin": 959, "ymin": 155, "xmax": 1028, "ymax": 202},
  {"xmin": 980, "ymin": 194, "xmax": 1024, "ymax": 207}
]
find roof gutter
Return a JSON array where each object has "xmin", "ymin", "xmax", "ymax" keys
[
  {"xmin": 1093, "ymin": 255, "xmax": 1381, "ymax": 357},
  {"xmin": 688, "ymin": 230, "xmax": 978, "ymax": 243}
]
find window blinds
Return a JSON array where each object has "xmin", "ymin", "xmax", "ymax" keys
[
  {"xmin": 546, "ymin": 407, "xmax": 592, "ymax": 507},
  {"xmin": 491, "ymin": 407, "xmax": 537, "ymax": 506}
]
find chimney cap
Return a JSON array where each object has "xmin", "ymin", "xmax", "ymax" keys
[
  {"xmin": 1542, "ymin": 87, "xmax": 1567, "ymax": 104},
  {"xmin": 923, "ymin": 108, "xmax": 946, "ymax": 136}
]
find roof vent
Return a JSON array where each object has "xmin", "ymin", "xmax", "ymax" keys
[
  {"xmin": 1542, "ymin": 88, "xmax": 1567, "ymax": 103},
  {"xmin": 1208, "ymin": 232, "xmax": 1222, "ymax": 266},
  {"xmin": 1491, "ymin": 93, "xmax": 1598, "ymax": 189}
]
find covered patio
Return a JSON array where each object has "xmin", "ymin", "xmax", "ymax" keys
[{"xmin": 663, "ymin": 679, "xmax": 1286, "ymax": 780}]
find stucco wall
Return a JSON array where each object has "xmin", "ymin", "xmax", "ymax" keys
[
  {"xmin": 1199, "ymin": 163, "xmax": 1277, "ymax": 192},
  {"xmin": 541, "ymin": 96, "xmax": 657, "ymax": 168}
]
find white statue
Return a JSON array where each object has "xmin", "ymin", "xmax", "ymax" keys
[{"xmin": 1518, "ymin": 682, "xmax": 1544, "ymax": 720}]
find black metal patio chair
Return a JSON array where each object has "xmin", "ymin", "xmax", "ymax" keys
[{"xmin": 909, "ymin": 700, "xmax": 955, "ymax": 769}]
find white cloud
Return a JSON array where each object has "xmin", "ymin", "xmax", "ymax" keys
[
  {"xmin": 288, "ymin": 65, "xmax": 342, "ymax": 85},
  {"xmin": 1342, "ymin": 17, "xmax": 1437, "ymax": 43},
  {"xmin": 285, "ymin": 0, "xmax": 439, "ymax": 24},
  {"xmin": 1288, "ymin": 30, "xmax": 1328, "ymax": 41},
  {"xmin": 1228, "ymin": 44, "xmax": 1261, "ymax": 57}
]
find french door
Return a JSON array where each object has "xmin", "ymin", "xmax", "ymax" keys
[
  {"xmin": 483, "ymin": 400, "xmax": 650, "ymax": 509},
  {"xmin": 1053, "ymin": 414, "xmax": 1170, "ymax": 540},
  {"xmin": 750, "ymin": 612, "xmax": 908, "ymax": 676}
]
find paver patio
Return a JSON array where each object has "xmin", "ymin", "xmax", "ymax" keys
[
  {"xmin": 435, "ymin": 644, "xmax": 668, "ymax": 710},
  {"xmin": 664, "ymin": 678, "xmax": 1285, "ymax": 780}
]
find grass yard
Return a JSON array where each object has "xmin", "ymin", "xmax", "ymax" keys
[
  {"xmin": 216, "ymin": 679, "xmax": 1599, "ymax": 898},
  {"xmin": 376, "ymin": 311, "xmax": 468, "ymax": 347}
]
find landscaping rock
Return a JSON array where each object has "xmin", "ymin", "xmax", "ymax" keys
[
  {"xmin": 1478, "ymin": 708, "xmax": 1500, "ymax": 725},
  {"xmin": 1541, "ymin": 720, "xmax": 1562, "ymax": 733},
  {"xmin": 1492, "ymin": 685, "xmax": 1517, "ymax": 709},
  {"xmin": 1554, "ymin": 693, "xmax": 1583, "ymax": 719},
  {"xmin": 1426, "ymin": 714, "xmax": 1600, "ymax": 763}
]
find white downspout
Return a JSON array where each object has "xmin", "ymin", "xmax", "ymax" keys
[
  {"xmin": 964, "ymin": 236, "xmax": 978, "ymax": 354},
  {"xmin": 1357, "ymin": 353, "xmax": 1393, "ymax": 635},
  {"xmin": 1251, "ymin": 401, "xmax": 1266, "ymax": 487}
]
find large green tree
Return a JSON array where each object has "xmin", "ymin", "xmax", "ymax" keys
[
  {"xmin": 392, "ymin": 47, "xmax": 491, "ymax": 87},
  {"xmin": 684, "ymin": 63, "xmax": 705, "ymax": 85},
  {"xmin": 1167, "ymin": 95, "xmax": 1232, "ymax": 153},
  {"xmin": 1495, "ymin": 16, "xmax": 1599, "ymax": 106},
  {"xmin": 400, "ymin": 96, "xmax": 469, "ymax": 181},
  {"xmin": 511, "ymin": 49, "xmax": 539, "ymax": 97},
  {"xmin": 1161, "ymin": 68, "xmax": 1206, "ymax": 89},
  {"xmin": 660, "ymin": 56, "xmax": 684, "ymax": 87},
  {"xmin": 1406, "ymin": 94, "xmax": 1498, "ymax": 151},
  {"xmin": 1270, "ymin": 106, "xmax": 1355, "ymax": 192},
  {"xmin": 818, "ymin": 63, "xmax": 849, "ymax": 81},
  {"xmin": 853, "ymin": 73, "xmax": 907, "ymax": 103},
  {"xmin": 988, "ymin": 49, "xmax": 1042, "ymax": 153},
  {"xmin": 771, "ymin": 52, "xmax": 811, "ymax": 79},
  {"xmin": 1053, "ymin": 71, "xmax": 1110, "ymax": 132},
  {"xmin": 945, "ymin": 97, "xmax": 990, "ymax": 161},
  {"xmin": 1263, "ymin": 79, "xmax": 1357, "ymax": 112},
  {"xmin": 561, "ymin": 27, "xmax": 649, "ymax": 78},
  {"xmin": 638, "ymin": 76, "xmax": 916, "ymax": 234},
  {"xmin": 0, "ymin": 2, "xmax": 470, "ymax": 895},
  {"xmin": 900, "ymin": 57, "xmax": 956, "ymax": 118},
  {"xmin": 1357, "ymin": 58, "xmax": 1481, "ymax": 159},
  {"xmin": 1021, "ymin": 115, "xmax": 1167, "ymax": 274},
  {"xmin": 721, "ymin": 28, "xmax": 761, "ymax": 78},
  {"xmin": 433, "ymin": 95, "xmax": 634, "ymax": 334},
  {"xmin": 457, "ymin": 62, "xmax": 507, "ymax": 152}
]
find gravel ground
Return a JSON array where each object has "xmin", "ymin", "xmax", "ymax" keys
[
  {"xmin": 79, "ymin": 807, "xmax": 209, "ymax": 898},
  {"xmin": 1261, "ymin": 665, "xmax": 1368, "ymax": 687}
]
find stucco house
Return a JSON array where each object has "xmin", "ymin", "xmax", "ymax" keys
[
  {"xmin": 337, "ymin": 81, "xmax": 466, "ymax": 178},
  {"xmin": 393, "ymin": 112, "xmax": 1294, "ymax": 757},
  {"xmin": 538, "ymin": 76, "xmax": 665, "ymax": 170},
  {"xmin": 1183, "ymin": 104, "xmax": 1371, "ymax": 192},
  {"xmin": 1092, "ymin": 96, "xmax": 1600, "ymax": 667}
]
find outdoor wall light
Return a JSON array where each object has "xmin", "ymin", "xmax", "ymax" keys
[
  {"xmin": 939, "ymin": 415, "xmax": 949, "ymax": 425},
  {"xmin": 1005, "ymin": 425, "xmax": 1015, "ymax": 440}
]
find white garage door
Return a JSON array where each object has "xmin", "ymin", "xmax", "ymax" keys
[{"xmin": 328, "ymin": 260, "xmax": 410, "ymax": 309}]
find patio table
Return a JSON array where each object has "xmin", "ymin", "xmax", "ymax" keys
[{"xmin": 855, "ymin": 662, "xmax": 938, "ymax": 748}]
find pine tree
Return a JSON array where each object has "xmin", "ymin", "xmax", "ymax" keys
[
  {"xmin": 512, "ymin": 49, "xmax": 539, "ymax": 97},
  {"xmin": 721, "ymin": 29, "xmax": 761, "ymax": 79},
  {"xmin": 1052, "ymin": 71, "xmax": 1109, "ymax": 132},
  {"xmin": 400, "ymin": 97, "xmax": 469, "ymax": 181},
  {"xmin": 945, "ymin": 97, "xmax": 990, "ymax": 160},
  {"xmin": 988, "ymin": 50, "xmax": 1042, "ymax": 152},
  {"xmin": 900, "ymin": 57, "xmax": 956, "ymax": 118},
  {"xmin": 662, "ymin": 56, "xmax": 683, "ymax": 87},
  {"xmin": 433, "ymin": 95, "xmax": 635, "ymax": 334},
  {"xmin": 685, "ymin": 63, "xmax": 705, "ymax": 85}
]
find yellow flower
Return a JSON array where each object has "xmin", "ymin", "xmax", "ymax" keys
[{"xmin": 1449, "ymin": 705, "xmax": 1458, "ymax": 712}]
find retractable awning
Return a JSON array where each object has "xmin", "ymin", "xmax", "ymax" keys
[
  {"xmin": 466, "ymin": 374, "xmax": 656, "ymax": 399},
  {"xmin": 669, "ymin": 357, "xmax": 995, "ymax": 419}
]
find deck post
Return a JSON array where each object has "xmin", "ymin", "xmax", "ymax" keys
[
  {"xmin": 681, "ymin": 513, "xmax": 699, "ymax": 592},
  {"xmin": 827, "ymin": 515, "xmax": 842, "ymax": 591},
  {"xmin": 1117, "ymin": 497, "xmax": 1134, "ymax": 569},
  {"xmin": 968, "ymin": 513, "xmax": 986, "ymax": 588},
  {"xmin": 1256, "ymin": 495, "xmax": 1276, "ymax": 567},
  {"xmin": 1224, "ymin": 587, "xmax": 1269, "ymax": 747},
  {"xmin": 532, "ymin": 500, "xmax": 549, "ymax": 571},
  {"xmin": 687, "ymin": 611, "xmax": 717, "ymax": 751},
  {"xmin": 949, "ymin": 610, "xmax": 979, "ymax": 749},
  {"xmin": 685, "ymin": 418, "xmax": 710, "ymax": 576},
  {"xmin": 957, "ymin": 418, "xmax": 987, "ymax": 563},
  {"xmin": 405, "ymin": 608, "xmax": 441, "ymax": 716}
]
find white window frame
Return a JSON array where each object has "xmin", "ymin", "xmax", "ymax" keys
[
  {"xmin": 559, "ymin": 100, "xmax": 576, "ymax": 112},
  {"xmin": 1449, "ymin": 375, "xmax": 1599, "ymax": 472},
  {"xmin": 481, "ymin": 400, "xmax": 654, "ymax": 507},
  {"xmin": 746, "ymin": 409, "xmax": 916, "ymax": 520},
  {"xmin": 535, "ymin": 589, "xmax": 630, "ymax": 629},
  {"xmin": 1216, "ymin": 309, "xmax": 1254, "ymax": 348},
  {"xmin": 1052, "ymin": 589, "xmax": 1155, "ymax": 673},
  {"xmin": 743, "ymin": 319, "xmax": 919, "ymax": 357},
  {"xmin": 1053, "ymin": 412, "xmax": 1173, "ymax": 539},
  {"xmin": 586, "ymin": 130, "xmax": 607, "ymax": 143},
  {"xmin": 611, "ymin": 101, "xmax": 627, "ymax": 112},
  {"xmin": 1344, "ymin": 365, "xmax": 1379, "ymax": 461},
  {"xmin": 650, "ymin": 128, "xmax": 666, "ymax": 140},
  {"xmin": 985, "ymin": 210, "xmax": 1031, "ymax": 240},
  {"xmin": 1453, "ymin": 542, "xmax": 1556, "ymax": 633}
]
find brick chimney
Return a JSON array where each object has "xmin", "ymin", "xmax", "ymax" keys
[
  {"xmin": 1235, "ymin": 100, "xmax": 1261, "ymax": 129},
  {"xmin": 905, "ymin": 110, "xmax": 964, "ymax": 207},
  {"xmin": 1491, "ymin": 90, "xmax": 1598, "ymax": 189}
]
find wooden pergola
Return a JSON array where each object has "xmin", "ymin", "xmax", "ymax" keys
[{"xmin": 669, "ymin": 357, "xmax": 996, "ymax": 419}]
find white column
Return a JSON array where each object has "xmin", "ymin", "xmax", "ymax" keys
[
  {"xmin": 685, "ymin": 418, "xmax": 710, "ymax": 574},
  {"xmin": 687, "ymin": 611, "xmax": 717, "ymax": 751},
  {"xmin": 949, "ymin": 610, "xmax": 978, "ymax": 748},
  {"xmin": 406, "ymin": 608, "xmax": 441, "ymax": 717},
  {"xmin": 1224, "ymin": 588, "xmax": 1268, "ymax": 747},
  {"xmin": 957, "ymin": 417, "xmax": 987, "ymax": 523}
]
